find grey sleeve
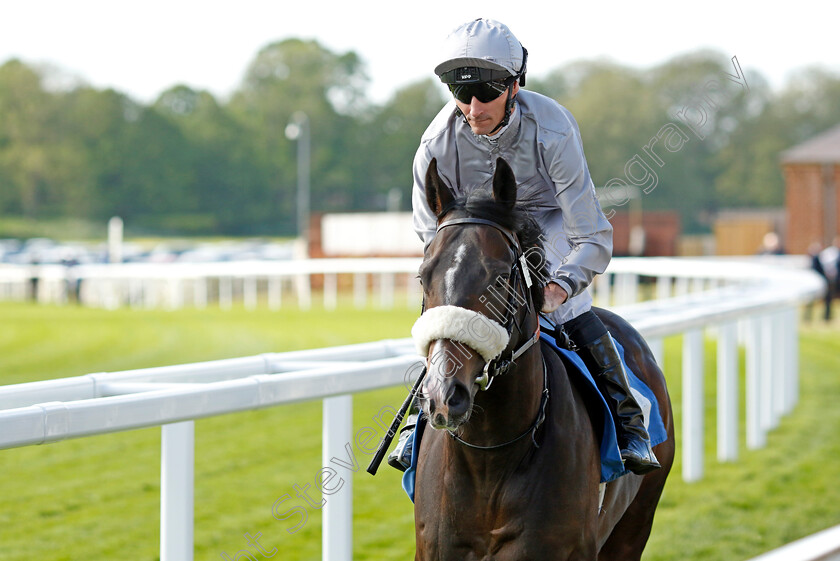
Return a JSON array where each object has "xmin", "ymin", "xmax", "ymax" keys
[
  {"xmin": 542, "ymin": 120, "xmax": 613, "ymax": 298},
  {"xmin": 411, "ymin": 144, "xmax": 437, "ymax": 247}
]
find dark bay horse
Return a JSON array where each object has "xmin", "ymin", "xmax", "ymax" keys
[{"xmin": 411, "ymin": 157, "xmax": 675, "ymax": 560}]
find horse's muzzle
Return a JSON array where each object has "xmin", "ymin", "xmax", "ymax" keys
[{"xmin": 422, "ymin": 340, "xmax": 480, "ymax": 430}]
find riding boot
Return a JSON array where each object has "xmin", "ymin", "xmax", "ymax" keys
[
  {"xmin": 387, "ymin": 403, "xmax": 419, "ymax": 472},
  {"xmin": 581, "ymin": 333, "xmax": 661, "ymax": 475}
]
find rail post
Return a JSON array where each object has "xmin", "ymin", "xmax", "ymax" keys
[
  {"xmin": 161, "ymin": 421, "xmax": 195, "ymax": 561},
  {"xmin": 683, "ymin": 328, "xmax": 704, "ymax": 482},
  {"xmin": 323, "ymin": 395, "xmax": 353, "ymax": 561},
  {"xmin": 717, "ymin": 321, "xmax": 739, "ymax": 462}
]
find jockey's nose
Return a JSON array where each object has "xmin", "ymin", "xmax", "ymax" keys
[{"xmin": 468, "ymin": 97, "xmax": 487, "ymax": 115}]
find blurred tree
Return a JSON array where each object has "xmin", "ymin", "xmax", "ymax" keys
[
  {"xmin": 537, "ymin": 54, "xmax": 771, "ymax": 231},
  {"xmin": 528, "ymin": 66, "xmax": 569, "ymax": 101},
  {"xmin": 356, "ymin": 79, "xmax": 446, "ymax": 210},
  {"xmin": 556, "ymin": 61, "xmax": 664, "ymax": 182},
  {"xmin": 650, "ymin": 50, "xmax": 754, "ymax": 143},
  {"xmin": 768, "ymin": 66, "xmax": 840, "ymax": 141},
  {"xmin": 228, "ymin": 39, "xmax": 369, "ymax": 232},
  {"xmin": 0, "ymin": 60, "xmax": 66, "ymax": 217},
  {"xmin": 155, "ymin": 85, "xmax": 271, "ymax": 233},
  {"xmin": 59, "ymin": 87, "xmax": 136, "ymax": 219},
  {"xmin": 714, "ymin": 67, "xmax": 840, "ymax": 209},
  {"xmin": 108, "ymin": 105, "xmax": 197, "ymax": 222}
]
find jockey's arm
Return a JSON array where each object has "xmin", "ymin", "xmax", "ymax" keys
[
  {"xmin": 540, "ymin": 114, "xmax": 613, "ymax": 307},
  {"xmin": 411, "ymin": 145, "xmax": 437, "ymax": 248}
]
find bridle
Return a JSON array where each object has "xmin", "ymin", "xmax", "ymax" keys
[
  {"xmin": 435, "ymin": 216, "xmax": 541, "ymax": 391},
  {"xmin": 433, "ymin": 215, "xmax": 549, "ymax": 450}
]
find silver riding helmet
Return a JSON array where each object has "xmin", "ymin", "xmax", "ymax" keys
[
  {"xmin": 434, "ymin": 18, "xmax": 527, "ymax": 83},
  {"xmin": 434, "ymin": 18, "xmax": 528, "ymax": 132}
]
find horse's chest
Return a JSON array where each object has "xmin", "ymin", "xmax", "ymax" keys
[
  {"xmin": 417, "ymin": 516, "xmax": 532, "ymax": 561},
  {"xmin": 417, "ymin": 519, "xmax": 575, "ymax": 561},
  {"xmin": 415, "ymin": 473, "xmax": 578, "ymax": 560}
]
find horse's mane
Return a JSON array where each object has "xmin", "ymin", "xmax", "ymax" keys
[{"xmin": 450, "ymin": 188, "xmax": 549, "ymax": 312}]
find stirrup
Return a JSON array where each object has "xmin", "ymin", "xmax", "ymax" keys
[
  {"xmin": 620, "ymin": 438, "xmax": 661, "ymax": 475},
  {"xmin": 387, "ymin": 417, "xmax": 417, "ymax": 472}
]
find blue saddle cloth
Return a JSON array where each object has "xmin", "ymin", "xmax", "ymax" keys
[{"xmin": 402, "ymin": 318, "xmax": 669, "ymax": 502}]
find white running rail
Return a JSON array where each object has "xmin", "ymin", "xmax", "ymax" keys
[
  {"xmin": 0, "ymin": 257, "xmax": 827, "ymax": 561},
  {"xmin": 746, "ymin": 524, "xmax": 840, "ymax": 561}
]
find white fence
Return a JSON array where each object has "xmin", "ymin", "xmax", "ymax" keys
[
  {"xmin": 0, "ymin": 258, "xmax": 425, "ymax": 310},
  {"xmin": 0, "ymin": 256, "xmax": 828, "ymax": 560},
  {"xmin": 746, "ymin": 524, "xmax": 840, "ymax": 561}
]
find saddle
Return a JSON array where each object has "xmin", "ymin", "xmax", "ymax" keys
[{"xmin": 538, "ymin": 315, "xmax": 668, "ymax": 483}]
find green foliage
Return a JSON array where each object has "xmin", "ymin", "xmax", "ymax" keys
[
  {"xmin": 715, "ymin": 66, "xmax": 840, "ymax": 210},
  {"xmin": 1, "ymin": 48, "xmax": 840, "ymax": 236},
  {"xmin": 354, "ymin": 79, "xmax": 446, "ymax": 210},
  {"xmin": 0, "ymin": 302, "xmax": 838, "ymax": 560}
]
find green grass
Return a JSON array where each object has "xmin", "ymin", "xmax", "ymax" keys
[
  {"xmin": 0, "ymin": 302, "xmax": 838, "ymax": 560},
  {"xmin": 0, "ymin": 216, "xmax": 107, "ymax": 241},
  {"xmin": 0, "ymin": 214, "xmax": 293, "ymax": 243}
]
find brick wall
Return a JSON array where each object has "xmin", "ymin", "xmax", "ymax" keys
[
  {"xmin": 609, "ymin": 211, "xmax": 681, "ymax": 256},
  {"xmin": 784, "ymin": 164, "xmax": 837, "ymax": 254},
  {"xmin": 835, "ymin": 166, "xmax": 840, "ymax": 243}
]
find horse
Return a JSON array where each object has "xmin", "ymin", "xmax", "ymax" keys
[{"xmin": 410, "ymin": 157, "xmax": 675, "ymax": 560}]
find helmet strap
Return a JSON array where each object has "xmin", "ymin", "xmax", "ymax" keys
[{"xmin": 488, "ymin": 85, "xmax": 517, "ymax": 135}]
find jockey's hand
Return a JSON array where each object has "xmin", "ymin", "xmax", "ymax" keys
[{"xmin": 542, "ymin": 282, "xmax": 568, "ymax": 313}]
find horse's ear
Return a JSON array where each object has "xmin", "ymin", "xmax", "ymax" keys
[
  {"xmin": 425, "ymin": 158, "xmax": 455, "ymax": 217},
  {"xmin": 492, "ymin": 158, "xmax": 516, "ymax": 209}
]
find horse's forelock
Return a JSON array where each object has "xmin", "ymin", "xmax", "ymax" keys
[{"xmin": 456, "ymin": 189, "xmax": 549, "ymax": 310}]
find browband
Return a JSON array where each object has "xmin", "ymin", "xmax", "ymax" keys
[{"xmin": 437, "ymin": 217, "xmax": 520, "ymax": 251}]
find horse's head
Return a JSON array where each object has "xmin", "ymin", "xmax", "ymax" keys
[{"xmin": 412, "ymin": 158, "xmax": 547, "ymax": 431}]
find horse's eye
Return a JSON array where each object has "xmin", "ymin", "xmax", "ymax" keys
[{"xmin": 493, "ymin": 274, "xmax": 509, "ymax": 288}]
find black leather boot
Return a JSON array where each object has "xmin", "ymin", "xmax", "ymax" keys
[
  {"xmin": 387, "ymin": 412, "xmax": 418, "ymax": 472},
  {"xmin": 582, "ymin": 333, "xmax": 661, "ymax": 475}
]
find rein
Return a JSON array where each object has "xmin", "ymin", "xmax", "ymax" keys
[
  {"xmin": 434, "ymin": 215, "xmax": 550, "ymax": 451},
  {"xmin": 449, "ymin": 357, "xmax": 550, "ymax": 450}
]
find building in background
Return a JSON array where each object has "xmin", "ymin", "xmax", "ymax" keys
[
  {"xmin": 609, "ymin": 211, "xmax": 681, "ymax": 257},
  {"xmin": 781, "ymin": 123, "xmax": 840, "ymax": 254},
  {"xmin": 310, "ymin": 213, "xmax": 424, "ymax": 258},
  {"xmin": 713, "ymin": 209, "xmax": 786, "ymax": 256}
]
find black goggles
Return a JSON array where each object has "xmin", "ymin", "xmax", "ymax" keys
[{"xmin": 447, "ymin": 80, "xmax": 510, "ymax": 104}]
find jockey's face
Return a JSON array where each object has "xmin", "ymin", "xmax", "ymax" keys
[{"xmin": 454, "ymin": 81, "xmax": 519, "ymax": 136}]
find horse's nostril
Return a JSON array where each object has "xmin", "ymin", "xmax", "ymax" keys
[
  {"xmin": 428, "ymin": 399, "xmax": 437, "ymax": 414},
  {"xmin": 447, "ymin": 385, "xmax": 470, "ymax": 417}
]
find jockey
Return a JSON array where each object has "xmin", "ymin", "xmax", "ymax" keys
[{"xmin": 389, "ymin": 18, "xmax": 660, "ymax": 475}]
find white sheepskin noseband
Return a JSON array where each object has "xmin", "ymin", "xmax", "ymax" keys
[{"xmin": 411, "ymin": 305, "xmax": 510, "ymax": 362}]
